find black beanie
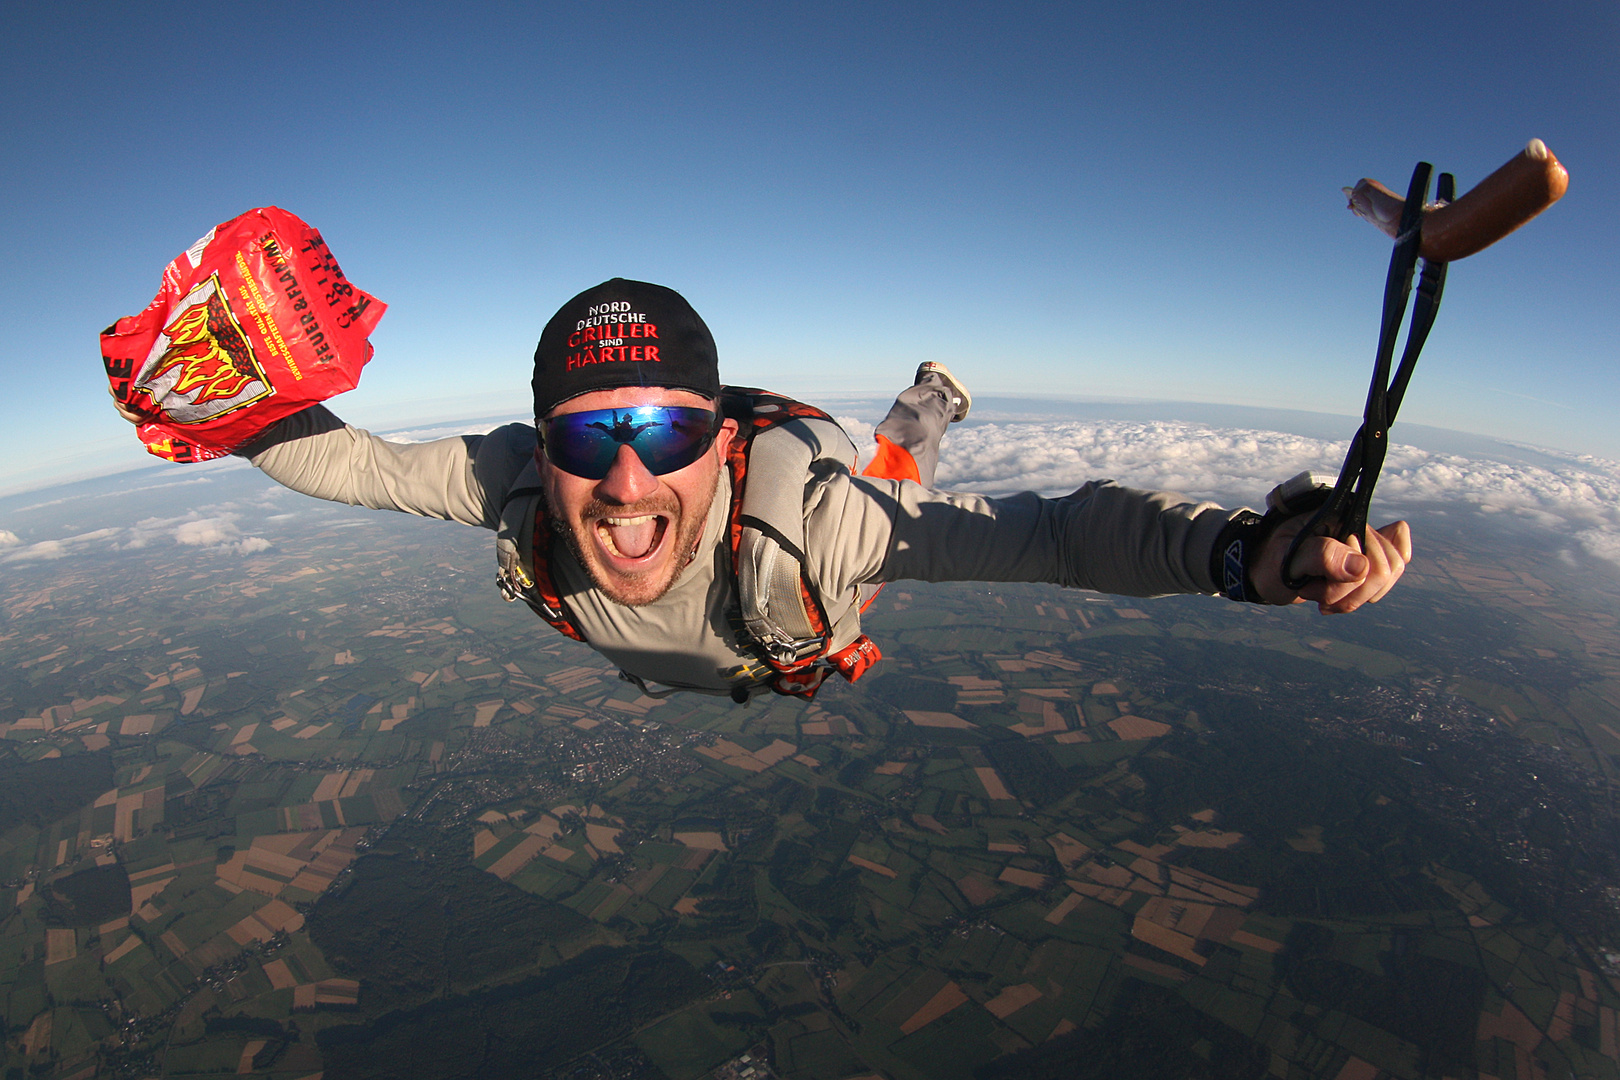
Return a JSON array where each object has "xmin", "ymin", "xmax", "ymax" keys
[{"xmin": 532, "ymin": 279, "xmax": 720, "ymax": 418}]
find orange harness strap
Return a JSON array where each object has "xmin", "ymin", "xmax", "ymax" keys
[{"xmin": 722, "ymin": 388, "xmax": 883, "ymax": 699}]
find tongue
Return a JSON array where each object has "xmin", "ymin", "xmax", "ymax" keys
[{"xmin": 605, "ymin": 518, "xmax": 658, "ymax": 559}]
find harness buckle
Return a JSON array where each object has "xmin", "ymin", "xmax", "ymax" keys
[{"xmin": 762, "ymin": 636, "xmax": 826, "ymax": 666}]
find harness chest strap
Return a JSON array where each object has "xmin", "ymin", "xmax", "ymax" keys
[{"xmin": 498, "ymin": 507, "xmax": 586, "ymax": 642}]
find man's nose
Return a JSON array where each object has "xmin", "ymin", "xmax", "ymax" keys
[{"xmin": 594, "ymin": 444, "xmax": 660, "ymax": 505}]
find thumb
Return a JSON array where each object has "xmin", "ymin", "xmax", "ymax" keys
[{"xmin": 1323, "ymin": 537, "xmax": 1369, "ymax": 582}]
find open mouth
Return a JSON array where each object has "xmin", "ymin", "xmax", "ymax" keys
[{"xmin": 594, "ymin": 513, "xmax": 671, "ymax": 563}]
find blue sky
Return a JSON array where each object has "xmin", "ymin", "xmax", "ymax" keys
[{"xmin": 2, "ymin": 1, "xmax": 1614, "ymax": 496}]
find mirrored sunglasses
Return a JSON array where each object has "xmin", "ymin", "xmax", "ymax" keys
[{"xmin": 538, "ymin": 406, "xmax": 721, "ymax": 480}]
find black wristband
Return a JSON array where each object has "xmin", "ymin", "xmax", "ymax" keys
[
  {"xmin": 1212, "ymin": 511, "xmax": 1267, "ymax": 603},
  {"xmin": 1212, "ymin": 473, "xmax": 1337, "ymax": 604}
]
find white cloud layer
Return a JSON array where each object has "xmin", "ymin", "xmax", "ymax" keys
[
  {"xmin": 2, "ymin": 511, "xmax": 272, "ymax": 563},
  {"xmin": 5, "ymin": 417, "xmax": 1620, "ymax": 571},
  {"xmin": 387, "ymin": 420, "xmax": 524, "ymax": 445},
  {"xmin": 926, "ymin": 420, "xmax": 1620, "ymax": 566}
]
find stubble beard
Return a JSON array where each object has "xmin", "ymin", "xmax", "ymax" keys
[{"xmin": 547, "ymin": 474, "xmax": 722, "ymax": 608}]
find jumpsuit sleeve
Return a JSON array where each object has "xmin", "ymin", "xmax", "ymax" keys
[
  {"xmin": 239, "ymin": 405, "xmax": 537, "ymax": 532},
  {"xmin": 804, "ymin": 472, "xmax": 1239, "ymax": 600}
]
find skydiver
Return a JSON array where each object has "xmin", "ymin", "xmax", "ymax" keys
[{"xmin": 113, "ymin": 278, "xmax": 1410, "ymax": 701}]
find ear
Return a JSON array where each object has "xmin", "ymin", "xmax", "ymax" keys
[{"xmin": 714, "ymin": 416, "xmax": 740, "ymax": 458}]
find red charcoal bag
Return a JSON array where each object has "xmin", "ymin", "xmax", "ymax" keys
[{"xmin": 101, "ymin": 207, "xmax": 386, "ymax": 462}]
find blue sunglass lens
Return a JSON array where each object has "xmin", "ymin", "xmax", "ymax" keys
[{"xmin": 541, "ymin": 407, "xmax": 719, "ymax": 479}]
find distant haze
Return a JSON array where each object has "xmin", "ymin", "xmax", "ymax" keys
[{"xmin": 6, "ymin": 397, "xmax": 1619, "ymax": 576}]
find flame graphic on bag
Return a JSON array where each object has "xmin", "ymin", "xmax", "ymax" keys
[{"xmin": 148, "ymin": 290, "xmax": 263, "ymax": 406}]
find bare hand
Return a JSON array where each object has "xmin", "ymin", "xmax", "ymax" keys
[
  {"xmin": 1251, "ymin": 516, "xmax": 1412, "ymax": 613},
  {"xmin": 108, "ymin": 384, "xmax": 156, "ymax": 425}
]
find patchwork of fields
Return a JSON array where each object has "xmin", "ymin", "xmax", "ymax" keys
[{"xmin": 4, "ymin": 485, "xmax": 1620, "ymax": 1078}]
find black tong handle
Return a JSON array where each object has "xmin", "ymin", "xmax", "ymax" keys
[{"xmin": 1282, "ymin": 163, "xmax": 1453, "ymax": 590}]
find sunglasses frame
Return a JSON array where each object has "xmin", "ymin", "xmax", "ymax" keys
[{"xmin": 538, "ymin": 405, "xmax": 722, "ymax": 480}]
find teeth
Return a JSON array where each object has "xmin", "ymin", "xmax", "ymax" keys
[{"xmin": 603, "ymin": 515, "xmax": 656, "ymax": 526}]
